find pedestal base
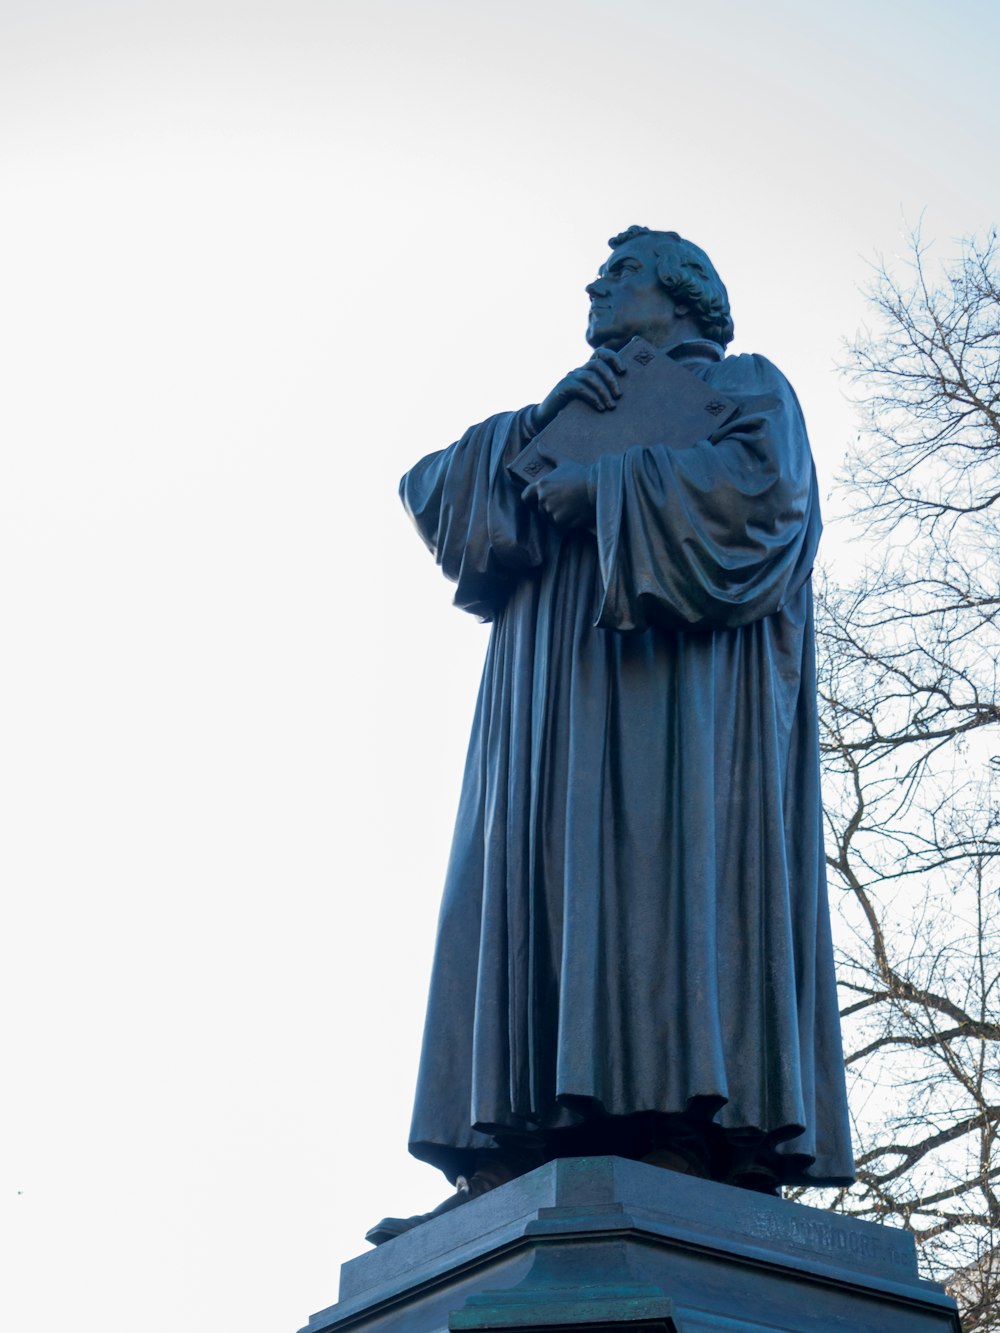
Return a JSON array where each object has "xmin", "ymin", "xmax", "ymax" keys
[{"xmin": 299, "ymin": 1157, "xmax": 960, "ymax": 1333}]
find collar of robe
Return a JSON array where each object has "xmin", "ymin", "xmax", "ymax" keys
[{"xmin": 665, "ymin": 338, "xmax": 725, "ymax": 365}]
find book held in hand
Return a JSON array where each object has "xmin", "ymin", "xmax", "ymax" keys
[{"xmin": 508, "ymin": 336, "xmax": 739, "ymax": 489}]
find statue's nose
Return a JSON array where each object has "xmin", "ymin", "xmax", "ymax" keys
[{"xmin": 586, "ymin": 279, "xmax": 608, "ymax": 298}]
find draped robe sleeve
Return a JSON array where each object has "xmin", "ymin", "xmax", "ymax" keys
[
  {"xmin": 400, "ymin": 408, "xmax": 546, "ymax": 622},
  {"xmin": 593, "ymin": 354, "xmax": 821, "ymax": 632}
]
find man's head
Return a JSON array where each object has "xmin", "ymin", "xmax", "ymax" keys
[{"xmin": 585, "ymin": 226, "xmax": 734, "ymax": 352}]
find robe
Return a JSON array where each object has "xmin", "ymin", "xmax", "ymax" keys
[{"xmin": 400, "ymin": 340, "xmax": 855, "ymax": 1188}]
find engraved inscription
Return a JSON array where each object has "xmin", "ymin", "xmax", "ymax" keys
[
  {"xmin": 705, "ymin": 399, "xmax": 727, "ymax": 415},
  {"xmin": 633, "ymin": 347, "xmax": 654, "ymax": 365},
  {"xmin": 750, "ymin": 1209, "xmax": 910, "ymax": 1270},
  {"xmin": 525, "ymin": 459, "xmax": 545, "ymax": 476}
]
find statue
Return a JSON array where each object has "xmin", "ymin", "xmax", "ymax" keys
[{"xmin": 367, "ymin": 227, "xmax": 854, "ymax": 1246}]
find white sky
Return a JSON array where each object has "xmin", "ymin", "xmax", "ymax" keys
[{"xmin": 2, "ymin": 2, "xmax": 999, "ymax": 1330}]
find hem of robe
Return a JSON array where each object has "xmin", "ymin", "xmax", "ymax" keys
[{"xmin": 409, "ymin": 1091, "xmax": 856, "ymax": 1189}]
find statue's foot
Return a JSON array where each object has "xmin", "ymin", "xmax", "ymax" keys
[
  {"xmin": 642, "ymin": 1140, "xmax": 711, "ymax": 1178},
  {"xmin": 366, "ymin": 1183, "xmax": 471, "ymax": 1245},
  {"xmin": 725, "ymin": 1146, "xmax": 781, "ymax": 1196},
  {"xmin": 365, "ymin": 1165, "xmax": 512, "ymax": 1246},
  {"xmin": 727, "ymin": 1161, "xmax": 780, "ymax": 1196}
]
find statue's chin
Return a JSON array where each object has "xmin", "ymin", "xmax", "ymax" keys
[{"xmin": 587, "ymin": 326, "xmax": 629, "ymax": 352}]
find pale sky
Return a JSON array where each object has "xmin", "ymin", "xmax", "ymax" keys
[{"xmin": 2, "ymin": 3, "xmax": 999, "ymax": 1331}]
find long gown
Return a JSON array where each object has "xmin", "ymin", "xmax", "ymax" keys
[{"xmin": 400, "ymin": 340, "xmax": 855, "ymax": 1188}]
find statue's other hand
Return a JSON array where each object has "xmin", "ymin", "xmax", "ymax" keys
[
  {"xmin": 532, "ymin": 348, "xmax": 626, "ymax": 434},
  {"xmin": 521, "ymin": 455, "xmax": 597, "ymax": 529}
]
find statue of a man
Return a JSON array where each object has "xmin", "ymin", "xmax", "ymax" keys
[{"xmin": 368, "ymin": 227, "xmax": 854, "ymax": 1245}]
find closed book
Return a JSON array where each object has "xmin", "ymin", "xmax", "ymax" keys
[{"xmin": 508, "ymin": 336, "xmax": 738, "ymax": 488}]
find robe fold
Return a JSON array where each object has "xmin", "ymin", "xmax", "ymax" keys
[{"xmin": 400, "ymin": 341, "xmax": 854, "ymax": 1188}]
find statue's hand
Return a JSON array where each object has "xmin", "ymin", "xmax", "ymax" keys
[
  {"xmin": 521, "ymin": 454, "xmax": 596, "ymax": 529},
  {"xmin": 531, "ymin": 348, "xmax": 626, "ymax": 434}
]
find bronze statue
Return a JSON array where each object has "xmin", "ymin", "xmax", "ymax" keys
[{"xmin": 368, "ymin": 227, "xmax": 854, "ymax": 1245}]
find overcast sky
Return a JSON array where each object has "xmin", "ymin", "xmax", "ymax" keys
[{"xmin": 2, "ymin": 2, "xmax": 999, "ymax": 1331}]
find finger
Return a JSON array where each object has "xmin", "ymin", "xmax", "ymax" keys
[
  {"xmin": 536, "ymin": 452, "xmax": 580, "ymax": 483},
  {"xmin": 535, "ymin": 489, "xmax": 557, "ymax": 522},
  {"xmin": 521, "ymin": 479, "xmax": 540, "ymax": 508},
  {"xmin": 579, "ymin": 367, "xmax": 618, "ymax": 411},
  {"xmin": 593, "ymin": 347, "xmax": 628, "ymax": 377},
  {"xmin": 571, "ymin": 381, "xmax": 611, "ymax": 412},
  {"xmin": 587, "ymin": 358, "xmax": 623, "ymax": 401}
]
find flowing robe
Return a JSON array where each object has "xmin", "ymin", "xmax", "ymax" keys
[{"xmin": 400, "ymin": 341, "xmax": 855, "ymax": 1187}]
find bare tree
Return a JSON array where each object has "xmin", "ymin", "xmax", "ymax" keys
[{"xmin": 805, "ymin": 229, "xmax": 1000, "ymax": 1328}]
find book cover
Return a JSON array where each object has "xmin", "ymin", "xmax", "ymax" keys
[{"xmin": 508, "ymin": 337, "xmax": 738, "ymax": 489}]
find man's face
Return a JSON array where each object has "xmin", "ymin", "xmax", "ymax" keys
[{"xmin": 585, "ymin": 235, "xmax": 683, "ymax": 351}]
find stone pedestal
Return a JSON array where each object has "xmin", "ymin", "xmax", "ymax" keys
[{"xmin": 299, "ymin": 1156, "xmax": 960, "ymax": 1333}]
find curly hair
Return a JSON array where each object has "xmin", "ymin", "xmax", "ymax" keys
[{"xmin": 608, "ymin": 226, "xmax": 734, "ymax": 347}]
